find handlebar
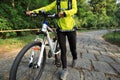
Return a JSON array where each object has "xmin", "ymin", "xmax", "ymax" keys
[{"xmin": 30, "ymin": 11, "xmax": 58, "ymax": 18}]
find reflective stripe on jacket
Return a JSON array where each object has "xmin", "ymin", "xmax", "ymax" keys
[{"xmin": 32, "ymin": 0, "xmax": 77, "ymax": 30}]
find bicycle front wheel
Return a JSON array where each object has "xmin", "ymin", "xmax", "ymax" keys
[{"xmin": 9, "ymin": 41, "xmax": 46, "ymax": 80}]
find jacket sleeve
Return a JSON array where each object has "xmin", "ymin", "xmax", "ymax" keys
[
  {"xmin": 32, "ymin": 1, "xmax": 56, "ymax": 13},
  {"xmin": 64, "ymin": 0, "xmax": 77, "ymax": 16}
]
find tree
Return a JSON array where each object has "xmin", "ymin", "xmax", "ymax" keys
[
  {"xmin": 89, "ymin": 0, "xmax": 106, "ymax": 15},
  {"xmin": 116, "ymin": 3, "xmax": 120, "ymax": 27},
  {"xmin": 106, "ymin": 0, "xmax": 118, "ymax": 28},
  {"xmin": 11, "ymin": 0, "xmax": 14, "ymax": 8},
  {"xmin": 88, "ymin": 0, "xmax": 118, "ymax": 29},
  {"xmin": 76, "ymin": 0, "xmax": 93, "ymax": 28}
]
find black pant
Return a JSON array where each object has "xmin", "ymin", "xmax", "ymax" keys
[{"xmin": 57, "ymin": 30, "xmax": 77, "ymax": 69}]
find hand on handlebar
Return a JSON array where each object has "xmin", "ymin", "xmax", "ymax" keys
[
  {"xmin": 26, "ymin": 11, "xmax": 33, "ymax": 15},
  {"xmin": 58, "ymin": 12, "xmax": 66, "ymax": 18},
  {"xmin": 26, "ymin": 11, "xmax": 59, "ymax": 18},
  {"xmin": 26, "ymin": 10, "xmax": 45, "ymax": 16},
  {"xmin": 26, "ymin": 10, "xmax": 66, "ymax": 18}
]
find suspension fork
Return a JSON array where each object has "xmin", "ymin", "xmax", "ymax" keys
[
  {"xmin": 29, "ymin": 35, "xmax": 41, "ymax": 67},
  {"xmin": 29, "ymin": 33, "xmax": 43, "ymax": 64},
  {"xmin": 37, "ymin": 36, "xmax": 46, "ymax": 67}
]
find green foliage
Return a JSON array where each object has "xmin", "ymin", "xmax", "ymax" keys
[
  {"xmin": 0, "ymin": 17, "xmax": 12, "ymax": 30},
  {"xmin": 73, "ymin": 0, "xmax": 119, "ymax": 29},
  {"xmin": 0, "ymin": 34, "xmax": 36, "ymax": 51},
  {"xmin": 103, "ymin": 30, "xmax": 120, "ymax": 46},
  {"xmin": 89, "ymin": 0, "xmax": 106, "ymax": 13},
  {"xmin": 0, "ymin": 0, "xmax": 120, "ymax": 38},
  {"xmin": 84, "ymin": 11, "xmax": 97, "ymax": 29},
  {"xmin": 74, "ymin": 16, "xmax": 81, "ymax": 27},
  {"xmin": 116, "ymin": 3, "xmax": 120, "ymax": 26},
  {"xmin": 0, "ymin": 3, "xmax": 32, "ymax": 38}
]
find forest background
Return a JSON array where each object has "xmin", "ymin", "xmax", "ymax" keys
[{"xmin": 0, "ymin": 0, "xmax": 120, "ymax": 38}]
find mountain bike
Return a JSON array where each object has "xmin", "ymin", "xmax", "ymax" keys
[{"xmin": 9, "ymin": 12, "xmax": 61, "ymax": 80}]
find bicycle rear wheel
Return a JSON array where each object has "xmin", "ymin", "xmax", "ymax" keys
[{"xmin": 9, "ymin": 41, "xmax": 46, "ymax": 80}]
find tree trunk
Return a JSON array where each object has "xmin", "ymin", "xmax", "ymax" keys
[{"xmin": 11, "ymin": 0, "xmax": 15, "ymax": 8}]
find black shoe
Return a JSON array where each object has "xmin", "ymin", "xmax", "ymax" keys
[{"xmin": 55, "ymin": 59, "xmax": 61, "ymax": 67}]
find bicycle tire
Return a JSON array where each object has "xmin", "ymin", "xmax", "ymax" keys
[{"xmin": 9, "ymin": 41, "xmax": 46, "ymax": 80}]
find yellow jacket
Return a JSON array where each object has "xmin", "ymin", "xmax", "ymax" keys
[{"xmin": 32, "ymin": 0, "xmax": 77, "ymax": 30}]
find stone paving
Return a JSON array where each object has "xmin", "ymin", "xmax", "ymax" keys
[{"xmin": 0, "ymin": 30, "xmax": 120, "ymax": 80}]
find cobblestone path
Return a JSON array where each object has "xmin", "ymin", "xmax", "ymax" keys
[{"xmin": 0, "ymin": 30, "xmax": 120, "ymax": 80}]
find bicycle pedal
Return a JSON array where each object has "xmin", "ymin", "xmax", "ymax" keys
[{"xmin": 54, "ymin": 61, "xmax": 61, "ymax": 67}]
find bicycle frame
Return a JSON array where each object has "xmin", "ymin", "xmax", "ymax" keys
[
  {"xmin": 37, "ymin": 21, "xmax": 55, "ymax": 67},
  {"xmin": 29, "ymin": 16, "xmax": 60, "ymax": 68}
]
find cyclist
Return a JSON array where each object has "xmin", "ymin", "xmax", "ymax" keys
[{"xmin": 26, "ymin": 0, "xmax": 78, "ymax": 80}]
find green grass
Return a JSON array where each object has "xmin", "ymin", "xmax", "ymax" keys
[
  {"xmin": 0, "ymin": 34, "xmax": 36, "ymax": 52},
  {"xmin": 103, "ymin": 31, "xmax": 120, "ymax": 47}
]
